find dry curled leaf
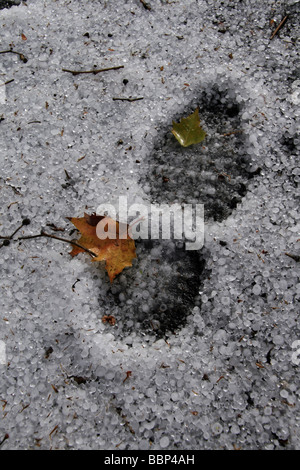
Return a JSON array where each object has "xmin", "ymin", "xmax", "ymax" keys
[
  {"xmin": 68, "ymin": 213, "xmax": 136, "ymax": 282},
  {"xmin": 172, "ymin": 108, "xmax": 206, "ymax": 147}
]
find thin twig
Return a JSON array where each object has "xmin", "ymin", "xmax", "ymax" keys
[
  {"xmin": 46, "ymin": 223, "xmax": 65, "ymax": 232},
  {"xmin": 64, "ymin": 169, "xmax": 71, "ymax": 180},
  {"xmin": 62, "ymin": 65, "xmax": 124, "ymax": 76},
  {"xmin": 0, "ymin": 434, "xmax": 9, "ymax": 447},
  {"xmin": 0, "ymin": 50, "xmax": 27, "ymax": 63},
  {"xmin": 140, "ymin": 0, "xmax": 151, "ymax": 10},
  {"xmin": 0, "ymin": 219, "xmax": 30, "ymax": 240},
  {"xmin": 0, "ymin": 79, "xmax": 14, "ymax": 87},
  {"xmin": 18, "ymin": 231, "xmax": 97, "ymax": 257},
  {"xmin": 222, "ymin": 130, "xmax": 243, "ymax": 137},
  {"xmin": 285, "ymin": 252, "xmax": 300, "ymax": 262},
  {"xmin": 9, "ymin": 225, "xmax": 24, "ymax": 239},
  {"xmin": 270, "ymin": 15, "xmax": 288, "ymax": 40},
  {"xmin": 112, "ymin": 97, "xmax": 144, "ymax": 102},
  {"xmin": 6, "ymin": 183, "xmax": 21, "ymax": 195}
]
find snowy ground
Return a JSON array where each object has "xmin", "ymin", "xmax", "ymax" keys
[{"xmin": 0, "ymin": 0, "xmax": 299, "ymax": 450}]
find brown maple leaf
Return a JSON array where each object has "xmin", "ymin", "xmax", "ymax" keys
[{"xmin": 68, "ymin": 213, "xmax": 136, "ymax": 282}]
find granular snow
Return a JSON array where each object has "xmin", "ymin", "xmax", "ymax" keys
[{"xmin": 0, "ymin": 0, "xmax": 299, "ymax": 450}]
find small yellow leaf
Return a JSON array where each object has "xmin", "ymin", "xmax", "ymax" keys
[{"xmin": 171, "ymin": 108, "xmax": 206, "ymax": 147}]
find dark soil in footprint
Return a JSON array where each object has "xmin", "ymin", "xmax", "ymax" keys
[
  {"xmin": 135, "ymin": 84, "xmax": 255, "ymax": 336},
  {"xmin": 0, "ymin": 0, "xmax": 20, "ymax": 9},
  {"xmin": 146, "ymin": 85, "xmax": 252, "ymax": 222},
  {"xmin": 100, "ymin": 83, "xmax": 257, "ymax": 340},
  {"xmin": 136, "ymin": 240, "xmax": 208, "ymax": 336},
  {"xmin": 103, "ymin": 239, "xmax": 208, "ymax": 338}
]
